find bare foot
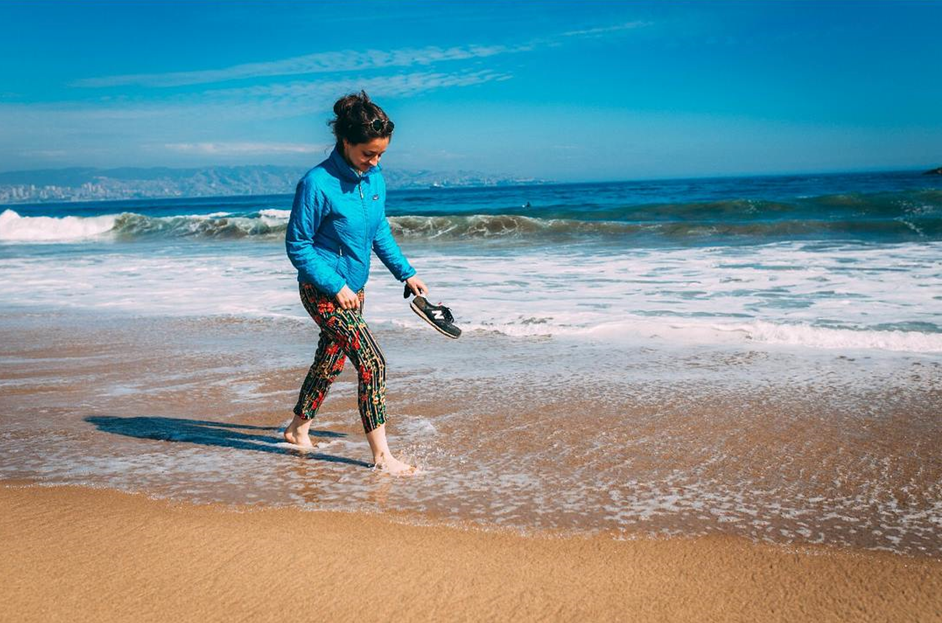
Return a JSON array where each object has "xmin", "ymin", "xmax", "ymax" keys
[
  {"xmin": 283, "ymin": 421, "xmax": 313, "ymax": 448},
  {"xmin": 372, "ymin": 452, "xmax": 417, "ymax": 475}
]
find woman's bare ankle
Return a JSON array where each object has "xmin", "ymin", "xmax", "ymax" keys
[
  {"xmin": 284, "ymin": 417, "xmax": 313, "ymax": 447},
  {"xmin": 372, "ymin": 451, "xmax": 416, "ymax": 475}
]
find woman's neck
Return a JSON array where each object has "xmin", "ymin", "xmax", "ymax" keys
[{"xmin": 339, "ymin": 145, "xmax": 363, "ymax": 176}]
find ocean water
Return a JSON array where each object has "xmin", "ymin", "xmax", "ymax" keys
[
  {"xmin": 2, "ymin": 169, "xmax": 941, "ymax": 350},
  {"xmin": 1, "ymin": 169, "xmax": 941, "ymax": 557}
]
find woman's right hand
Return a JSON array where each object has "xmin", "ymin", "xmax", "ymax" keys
[{"xmin": 335, "ymin": 285, "xmax": 360, "ymax": 310}]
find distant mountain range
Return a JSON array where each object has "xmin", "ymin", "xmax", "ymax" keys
[{"xmin": 0, "ymin": 165, "xmax": 549, "ymax": 204}]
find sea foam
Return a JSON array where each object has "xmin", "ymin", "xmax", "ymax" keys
[{"xmin": 0, "ymin": 209, "xmax": 117, "ymax": 242}]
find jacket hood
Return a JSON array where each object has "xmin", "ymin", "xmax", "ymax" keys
[{"xmin": 329, "ymin": 145, "xmax": 381, "ymax": 182}]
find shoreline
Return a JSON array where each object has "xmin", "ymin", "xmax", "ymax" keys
[
  {"xmin": 8, "ymin": 477, "xmax": 942, "ymax": 563},
  {"xmin": 2, "ymin": 310, "xmax": 941, "ymax": 559},
  {"xmin": 2, "ymin": 481, "xmax": 941, "ymax": 622}
]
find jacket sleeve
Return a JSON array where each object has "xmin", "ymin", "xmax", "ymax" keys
[
  {"xmin": 285, "ymin": 177, "xmax": 347, "ymax": 296},
  {"xmin": 372, "ymin": 212, "xmax": 416, "ymax": 282}
]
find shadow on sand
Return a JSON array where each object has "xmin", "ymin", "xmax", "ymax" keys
[{"xmin": 84, "ymin": 415, "xmax": 372, "ymax": 468}]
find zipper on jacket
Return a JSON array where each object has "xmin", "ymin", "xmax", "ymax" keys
[{"xmin": 357, "ymin": 176, "xmax": 369, "ymax": 250}]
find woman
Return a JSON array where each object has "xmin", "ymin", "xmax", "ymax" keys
[{"xmin": 283, "ymin": 91, "xmax": 426, "ymax": 475}]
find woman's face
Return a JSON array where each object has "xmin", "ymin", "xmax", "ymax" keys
[{"xmin": 343, "ymin": 137, "xmax": 390, "ymax": 173}]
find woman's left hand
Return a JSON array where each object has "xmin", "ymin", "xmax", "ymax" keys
[{"xmin": 405, "ymin": 275, "xmax": 428, "ymax": 297}]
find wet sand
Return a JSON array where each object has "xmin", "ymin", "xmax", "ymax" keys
[
  {"xmin": 3, "ymin": 310, "xmax": 941, "ymax": 556},
  {"xmin": 2, "ymin": 308, "xmax": 942, "ymax": 620},
  {"xmin": 2, "ymin": 481, "xmax": 940, "ymax": 623}
]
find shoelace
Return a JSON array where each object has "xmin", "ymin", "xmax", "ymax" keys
[{"xmin": 435, "ymin": 303, "xmax": 454, "ymax": 323}]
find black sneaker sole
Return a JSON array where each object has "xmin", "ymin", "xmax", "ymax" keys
[{"xmin": 410, "ymin": 300, "xmax": 461, "ymax": 339}]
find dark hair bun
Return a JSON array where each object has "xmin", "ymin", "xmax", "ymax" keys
[{"xmin": 329, "ymin": 90, "xmax": 395, "ymax": 147}]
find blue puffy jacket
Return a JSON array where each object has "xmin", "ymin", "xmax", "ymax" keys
[{"xmin": 285, "ymin": 146, "xmax": 416, "ymax": 296}]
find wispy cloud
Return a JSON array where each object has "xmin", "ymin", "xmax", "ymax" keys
[
  {"xmin": 3, "ymin": 16, "xmax": 655, "ymax": 169},
  {"xmin": 563, "ymin": 20, "xmax": 652, "ymax": 38},
  {"xmin": 163, "ymin": 142, "xmax": 328, "ymax": 155},
  {"xmin": 21, "ymin": 149, "xmax": 69, "ymax": 159},
  {"xmin": 0, "ymin": 67, "xmax": 512, "ymax": 166},
  {"xmin": 2, "ymin": 69, "xmax": 510, "ymax": 130},
  {"xmin": 71, "ymin": 20, "xmax": 649, "ymax": 89},
  {"xmin": 73, "ymin": 44, "xmax": 526, "ymax": 89},
  {"xmin": 205, "ymin": 69, "xmax": 511, "ymax": 115}
]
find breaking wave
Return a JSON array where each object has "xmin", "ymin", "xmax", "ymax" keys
[{"xmin": 2, "ymin": 187, "xmax": 940, "ymax": 244}]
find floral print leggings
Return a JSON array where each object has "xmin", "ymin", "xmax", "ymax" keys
[{"xmin": 293, "ymin": 283, "xmax": 387, "ymax": 433}]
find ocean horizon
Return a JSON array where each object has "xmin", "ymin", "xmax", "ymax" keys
[{"xmin": 1, "ymin": 164, "xmax": 939, "ymax": 206}]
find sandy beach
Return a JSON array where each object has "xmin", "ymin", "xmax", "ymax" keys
[
  {"xmin": 1, "ymin": 196, "xmax": 941, "ymax": 621},
  {"xmin": 2, "ymin": 481, "xmax": 940, "ymax": 623}
]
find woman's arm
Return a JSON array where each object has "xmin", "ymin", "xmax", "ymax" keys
[
  {"xmin": 372, "ymin": 215, "xmax": 416, "ymax": 283},
  {"xmin": 374, "ymin": 217, "xmax": 428, "ymax": 295},
  {"xmin": 285, "ymin": 177, "xmax": 346, "ymax": 296},
  {"xmin": 372, "ymin": 174, "xmax": 423, "ymax": 291}
]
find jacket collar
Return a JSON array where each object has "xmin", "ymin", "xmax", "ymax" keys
[{"xmin": 329, "ymin": 145, "xmax": 380, "ymax": 182}]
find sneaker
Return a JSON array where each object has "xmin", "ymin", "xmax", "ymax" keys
[{"xmin": 409, "ymin": 296, "xmax": 461, "ymax": 339}]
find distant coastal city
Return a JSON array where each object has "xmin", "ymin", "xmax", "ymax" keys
[{"xmin": 0, "ymin": 166, "xmax": 548, "ymax": 204}]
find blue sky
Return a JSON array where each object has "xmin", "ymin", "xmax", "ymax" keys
[{"xmin": 1, "ymin": 0, "xmax": 940, "ymax": 182}]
